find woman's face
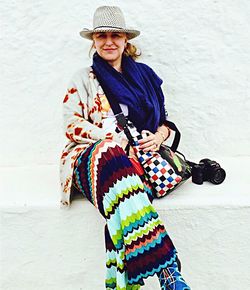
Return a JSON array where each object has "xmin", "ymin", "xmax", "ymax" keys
[{"xmin": 93, "ymin": 32, "xmax": 127, "ymax": 67}]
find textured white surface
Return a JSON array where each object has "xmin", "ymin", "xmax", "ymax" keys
[
  {"xmin": 1, "ymin": 158, "xmax": 250, "ymax": 289},
  {"xmin": 1, "ymin": 0, "xmax": 250, "ymax": 167}
]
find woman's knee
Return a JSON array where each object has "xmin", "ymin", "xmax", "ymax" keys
[
  {"xmin": 97, "ymin": 139, "xmax": 127, "ymax": 158},
  {"xmin": 98, "ymin": 139, "xmax": 123, "ymax": 150}
]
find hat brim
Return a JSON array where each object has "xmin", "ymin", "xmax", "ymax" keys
[{"xmin": 79, "ymin": 28, "xmax": 140, "ymax": 40}]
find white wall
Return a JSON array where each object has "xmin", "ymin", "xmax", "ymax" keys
[{"xmin": 1, "ymin": 0, "xmax": 250, "ymax": 167}]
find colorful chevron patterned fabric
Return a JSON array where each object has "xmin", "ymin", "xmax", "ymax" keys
[{"xmin": 73, "ymin": 139, "xmax": 177, "ymax": 289}]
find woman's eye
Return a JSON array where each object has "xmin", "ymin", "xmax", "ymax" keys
[{"xmin": 96, "ymin": 34, "xmax": 105, "ymax": 38}]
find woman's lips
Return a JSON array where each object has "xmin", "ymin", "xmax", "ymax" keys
[{"xmin": 103, "ymin": 48, "xmax": 117, "ymax": 51}]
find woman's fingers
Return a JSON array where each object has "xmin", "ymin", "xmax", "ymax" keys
[
  {"xmin": 138, "ymin": 130, "xmax": 159, "ymax": 151},
  {"xmin": 145, "ymin": 142, "xmax": 158, "ymax": 152},
  {"xmin": 139, "ymin": 139, "xmax": 155, "ymax": 148},
  {"xmin": 138, "ymin": 130, "xmax": 153, "ymax": 143}
]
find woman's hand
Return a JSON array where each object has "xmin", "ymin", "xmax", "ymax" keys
[{"xmin": 138, "ymin": 130, "xmax": 163, "ymax": 152}]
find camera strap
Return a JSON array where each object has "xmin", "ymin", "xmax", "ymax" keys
[{"xmin": 104, "ymin": 93, "xmax": 181, "ymax": 152}]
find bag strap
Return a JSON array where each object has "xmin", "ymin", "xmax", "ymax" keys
[
  {"xmin": 105, "ymin": 96, "xmax": 134, "ymax": 145},
  {"xmin": 163, "ymin": 120, "xmax": 181, "ymax": 152},
  {"xmin": 104, "ymin": 94, "xmax": 181, "ymax": 152}
]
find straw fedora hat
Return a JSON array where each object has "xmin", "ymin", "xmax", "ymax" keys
[{"xmin": 79, "ymin": 6, "xmax": 140, "ymax": 40}]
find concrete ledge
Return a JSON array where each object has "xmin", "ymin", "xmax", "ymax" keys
[
  {"xmin": 1, "ymin": 157, "xmax": 249, "ymax": 208},
  {"xmin": 1, "ymin": 157, "xmax": 250, "ymax": 289}
]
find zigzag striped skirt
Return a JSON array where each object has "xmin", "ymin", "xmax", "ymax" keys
[{"xmin": 73, "ymin": 140, "xmax": 177, "ymax": 289}]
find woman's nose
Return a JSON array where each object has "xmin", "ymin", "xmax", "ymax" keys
[{"xmin": 105, "ymin": 36, "xmax": 114, "ymax": 45}]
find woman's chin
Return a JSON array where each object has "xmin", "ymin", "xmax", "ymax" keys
[
  {"xmin": 100, "ymin": 52, "xmax": 120, "ymax": 61},
  {"xmin": 102, "ymin": 55, "xmax": 120, "ymax": 62}
]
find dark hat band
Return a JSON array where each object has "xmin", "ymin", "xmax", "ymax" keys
[{"xmin": 94, "ymin": 25, "xmax": 125, "ymax": 30}]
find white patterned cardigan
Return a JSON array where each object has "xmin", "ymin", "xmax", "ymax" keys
[{"xmin": 60, "ymin": 67, "xmax": 122, "ymax": 208}]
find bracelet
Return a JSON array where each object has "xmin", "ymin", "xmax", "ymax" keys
[
  {"xmin": 156, "ymin": 130, "xmax": 165, "ymax": 143},
  {"xmin": 157, "ymin": 127, "xmax": 171, "ymax": 143},
  {"xmin": 166, "ymin": 127, "xmax": 171, "ymax": 139}
]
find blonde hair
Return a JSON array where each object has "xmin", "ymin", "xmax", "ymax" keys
[
  {"xmin": 89, "ymin": 41, "xmax": 141, "ymax": 60},
  {"xmin": 124, "ymin": 42, "xmax": 141, "ymax": 60}
]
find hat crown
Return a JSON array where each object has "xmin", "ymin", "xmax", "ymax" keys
[{"xmin": 93, "ymin": 6, "xmax": 126, "ymax": 29}]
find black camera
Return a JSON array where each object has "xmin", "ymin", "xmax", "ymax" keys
[{"xmin": 191, "ymin": 158, "xmax": 226, "ymax": 185}]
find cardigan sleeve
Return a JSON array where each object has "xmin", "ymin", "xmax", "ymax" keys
[{"xmin": 63, "ymin": 77, "xmax": 120, "ymax": 144}]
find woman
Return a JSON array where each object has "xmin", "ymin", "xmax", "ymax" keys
[{"xmin": 60, "ymin": 5, "xmax": 191, "ymax": 290}]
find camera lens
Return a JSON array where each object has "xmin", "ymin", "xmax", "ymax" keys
[{"xmin": 209, "ymin": 168, "xmax": 226, "ymax": 184}]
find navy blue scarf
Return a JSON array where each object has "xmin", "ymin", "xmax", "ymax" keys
[{"xmin": 92, "ymin": 52, "xmax": 167, "ymax": 133}]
